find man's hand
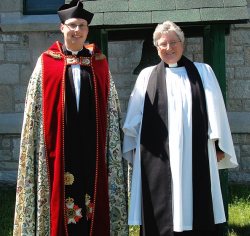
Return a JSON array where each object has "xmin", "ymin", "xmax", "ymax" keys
[{"xmin": 217, "ymin": 151, "xmax": 225, "ymax": 162}]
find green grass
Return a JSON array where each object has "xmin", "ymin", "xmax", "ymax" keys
[
  {"xmin": 0, "ymin": 184, "xmax": 249, "ymax": 236},
  {"xmin": 228, "ymin": 184, "xmax": 250, "ymax": 236}
]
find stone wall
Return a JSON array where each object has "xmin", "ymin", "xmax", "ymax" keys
[
  {"xmin": 0, "ymin": 24, "xmax": 250, "ymax": 185},
  {"xmin": 226, "ymin": 23, "xmax": 250, "ymax": 183}
]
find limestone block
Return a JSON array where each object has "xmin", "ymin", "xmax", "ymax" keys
[
  {"xmin": 0, "ymin": 170, "xmax": 17, "ymax": 186},
  {"xmin": 229, "ymin": 171, "xmax": 250, "ymax": 183},
  {"xmin": 0, "ymin": 161, "xmax": 18, "ymax": 170},
  {"xmin": 244, "ymin": 100, "xmax": 250, "ymax": 111},
  {"xmin": 226, "ymin": 67, "xmax": 235, "ymax": 80},
  {"xmin": 0, "ymin": 34, "xmax": 19, "ymax": 42},
  {"xmin": 241, "ymin": 156, "xmax": 250, "ymax": 170},
  {"xmin": 229, "ymin": 46, "xmax": 244, "ymax": 53},
  {"xmin": 108, "ymin": 57, "xmax": 119, "ymax": 74},
  {"xmin": 193, "ymin": 54, "xmax": 203, "ymax": 62},
  {"xmin": 228, "ymin": 80, "xmax": 250, "ymax": 99},
  {"xmin": 0, "ymin": 86, "xmax": 13, "ymax": 112},
  {"xmin": 244, "ymin": 46, "xmax": 250, "ymax": 65},
  {"xmin": 118, "ymin": 57, "xmax": 135, "ymax": 73},
  {"xmin": 12, "ymin": 138, "xmax": 20, "ymax": 161},
  {"xmin": 224, "ymin": 0, "xmax": 247, "ymax": 7},
  {"xmin": 0, "ymin": 0, "xmax": 21, "ymax": 12},
  {"xmin": 1, "ymin": 138, "xmax": 10, "ymax": 148},
  {"xmin": 104, "ymin": 12, "xmax": 151, "ymax": 25},
  {"xmin": 153, "ymin": 9, "xmax": 200, "ymax": 23},
  {"xmin": 235, "ymin": 66, "xmax": 250, "ymax": 79},
  {"xmin": 228, "ymin": 112, "xmax": 250, "ymax": 133},
  {"xmin": 0, "ymin": 44, "xmax": 4, "ymax": 61},
  {"xmin": 0, "ymin": 113, "xmax": 23, "ymax": 134},
  {"xmin": 176, "ymin": 0, "xmax": 223, "ymax": 9},
  {"xmin": 0, "ymin": 150, "xmax": 12, "ymax": 161},
  {"xmin": 20, "ymin": 64, "xmax": 32, "ymax": 85},
  {"xmin": 129, "ymin": 0, "xmax": 175, "ymax": 11},
  {"xmin": 226, "ymin": 53, "xmax": 244, "ymax": 66},
  {"xmin": 85, "ymin": 0, "xmax": 128, "ymax": 13},
  {"xmin": 232, "ymin": 133, "xmax": 250, "ymax": 144},
  {"xmin": 15, "ymin": 103, "xmax": 25, "ymax": 113},
  {"xmin": 228, "ymin": 99, "xmax": 243, "ymax": 111},
  {"xmin": 14, "ymin": 85, "xmax": 26, "ymax": 103},
  {"xmin": 201, "ymin": 7, "xmax": 249, "ymax": 21},
  {"xmin": 186, "ymin": 38, "xmax": 202, "ymax": 44},
  {"xmin": 6, "ymin": 47, "xmax": 30, "ymax": 63},
  {"xmin": 241, "ymin": 145, "xmax": 250, "ymax": 157},
  {"xmin": 0, "ymin": 64, "xmax": 19, "ymax": 84},
  {"xmin": 112, "ymin": 74, "xmax": 137, "ymax": 89},
  {"xmin": 185, "ymin": 44, "xmax": 203, "ymax": 53},
  {"xmin": 231, "ymin": 30, "xmax": 250, "ymax": 45}
]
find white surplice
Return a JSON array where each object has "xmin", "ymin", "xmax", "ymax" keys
[{"xmin": 123, "ymin": 62, "xmax": 238, "ymax": 231}]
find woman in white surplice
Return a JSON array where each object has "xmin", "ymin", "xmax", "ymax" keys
[{"xmin": 123, "ymin": 21, "xmax": 238, "ymax": 236}]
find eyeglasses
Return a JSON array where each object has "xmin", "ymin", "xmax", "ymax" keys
[
  {"xmin": 157, "ymin": 40, "xmax": 181, "ymax": 49},
  {"xmin": 64, "ymin": 23, "xmax": 88, "ymax": 31}
]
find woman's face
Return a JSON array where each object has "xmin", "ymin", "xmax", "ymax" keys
[{"xmin": 156, "ymin": 31, "xmax": 184, "ymax": 65}]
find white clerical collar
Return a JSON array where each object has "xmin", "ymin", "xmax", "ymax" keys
[
  {"xmin": 66, "ymin": 47, "xmax": 82, "ymax": 55},
  {"xmin": 169, "ymin": 63, "xmax": 178, "ymax": 68}
]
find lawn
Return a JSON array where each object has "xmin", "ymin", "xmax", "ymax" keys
[
  {"xmin": 228, "ymin": 184, "xmax": 250, "ymax": 236},
  {"xmin": 0, "ymin": 184, "xmax": 249, "ymax": 236}
]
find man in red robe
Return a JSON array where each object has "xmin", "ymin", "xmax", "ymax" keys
[{"xmin": 13, "ymin": 1, "xmax": 128, "ymax": 235}]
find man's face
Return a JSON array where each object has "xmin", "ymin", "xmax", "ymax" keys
[{"xmin": 60, "ymin": 18, "xmax": 89, "ymax": 51}]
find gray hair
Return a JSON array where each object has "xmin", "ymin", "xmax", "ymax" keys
[{"xmin": 153, "ymin": 21, "xmax": 185, "ymax": 46}]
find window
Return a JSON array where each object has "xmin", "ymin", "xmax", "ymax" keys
[{"xmin": 24, "ymin": 0, "xmax": 64, "ymax": 15}]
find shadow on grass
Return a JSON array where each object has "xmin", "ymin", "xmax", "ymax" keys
[
  {"xmin": 229, "ymin": 224, "xmax": 250, "ymax": 236},
  {"xmin": 0, "ymin": 186, "xmax": 16, "ymax": 236},
  {"xmin": 228, "ymin": 184, "xmax": 250, "ymax": 203}
]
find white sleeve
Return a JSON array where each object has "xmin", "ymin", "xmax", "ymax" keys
[
  {"xmin": 122, "ymin": 67, "xmax": 153, "ymax": 163},
  {"xmin": 196, "ymin": 63, "xmax": 238, "ymax": 169},
  {"xmin": 122, "ymin": 66, "xmax": 154, "ymax": 225}
]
